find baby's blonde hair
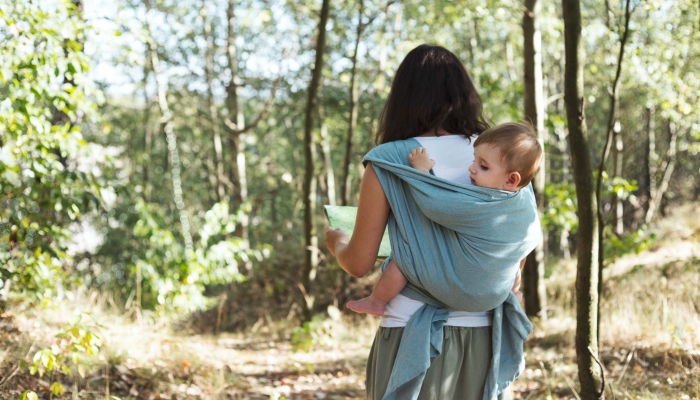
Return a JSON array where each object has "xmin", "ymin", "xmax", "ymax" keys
[{"xmin": 473, "ymin": 122, "xmax": 542, "ymax": 188}]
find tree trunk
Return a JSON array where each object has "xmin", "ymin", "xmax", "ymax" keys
[
  {"xmin": 144, "ymin": 0, "xmax": 194, "ymax": 256},
  {"xmin": 320, "ymin": 120, "xmax": 337, "ymax": 206},
  {"xmin": 204, "ymin": 1, "xmax": 227, "ymax": 203},
  {"xmin": 645, "ymin": 120, "xmax": 678, "ymax": 223},
  {"xmin": 642, "ymin": 107, "xmax": 655, "ymax": 214},
  {"xmin": 340, "ymin": 0, "xmax": 364, "ymax": 206},
  {"xmin": 143, "ymin": 47, "xmax": 153, "ymax": 202},
  {"xmin": 522, "ymin": 0, "xmax": 547, "ymax": 319},
  {"xmin": 467, "ymin": 17, "xmax": 478, "ymax": 69},
  {"xmin": 613, "ymin": 133, "xmax": 624, "ymax": 234},
  {"xmin": 594, "ymin": 0, "xmax": 632, "ymax": 346},
  {"xmin": 301, "ymin": 0, "xmax": 331, "ymax": 322},
  {"xmin": 562, "ymin": 0, "xmax": 604, "ymax": 398},
  {"xmin": 223, "ymin": 0, "xmax": 277, "ymax": 243},
  {"xmin": 223, "ymin": 0, "xmax": 252, "ymax": 247}
]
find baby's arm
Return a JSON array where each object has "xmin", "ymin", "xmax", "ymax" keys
[{"xmin": 408, "ymin": 147, "xmax": 436, "ymax": 173}]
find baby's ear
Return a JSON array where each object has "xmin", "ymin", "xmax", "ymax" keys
[{"xmin": 504, "ymin": 172, "xmax": 522, "ymax": 190}]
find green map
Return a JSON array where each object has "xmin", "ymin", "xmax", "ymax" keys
[{"xmin": 323, "ymin": 205, "xmax": 391, "ymax": 260}]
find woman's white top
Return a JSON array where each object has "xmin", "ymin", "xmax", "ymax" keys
[{"xmin": 379, "ymin": 134, "xmax": 493, "ymax": 328}]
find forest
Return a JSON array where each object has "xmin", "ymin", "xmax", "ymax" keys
[{"xmin": 0, "ymin": 0, "xmax": 699, "ymax": 398}]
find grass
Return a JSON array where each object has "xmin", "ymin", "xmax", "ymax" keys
[{"xmin": 1, "ymin": 204, "xmax": 699, "ymax": 399}]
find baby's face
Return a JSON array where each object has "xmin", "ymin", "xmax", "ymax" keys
[{"xmin": 468, "ymin": 144, "xmax": 512, "ymax": 190}]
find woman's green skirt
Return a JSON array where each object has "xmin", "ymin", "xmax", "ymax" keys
[{"xmin": 366, "ymin": 326, "xmax": 512, "ymax": 400}]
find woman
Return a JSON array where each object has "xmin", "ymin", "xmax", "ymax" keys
[{"xmin": 325, "ymin": 45, "xmax": 531, "ymax": 400}]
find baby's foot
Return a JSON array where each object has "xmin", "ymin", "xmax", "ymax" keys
[{"xmin": 346, "ymin": 296, "xmax": 387, "ymax": 316}]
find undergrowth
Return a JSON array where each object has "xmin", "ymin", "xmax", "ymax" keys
[{"xmin": 1, "ymin": 204, "xmax": 699, "ymax": 399}]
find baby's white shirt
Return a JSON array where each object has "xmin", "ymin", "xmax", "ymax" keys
[{"xmin": 413, "ymin": 135, "xmax": 476, "ymax": 185}]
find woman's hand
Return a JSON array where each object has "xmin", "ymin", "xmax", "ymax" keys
[
  {"xmin": 324, "ymin": 226, "xmax": 349, "ymax": 256},
  {"xmin": 325, "ymin": 163, "xmax": 390, "ymax": 278}
]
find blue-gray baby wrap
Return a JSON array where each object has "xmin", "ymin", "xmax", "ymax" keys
[{"xmin": 363, "ymin": 138, "xmax": 541, "ymax": 400}]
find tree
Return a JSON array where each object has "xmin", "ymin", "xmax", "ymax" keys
[
  {"xmin": 202, "ymin": 1, "xmax": 227, "ymax": 203},
  {"xmin": 143, "ymin": 0, "xmax": 194, "ymax": 257},
  {"xmin": 301, "ymin": 0, "xmax": 331, "ymax": 321},
  {"xmin": 594, "ymin": 0, "xmax": 633, "ymax": 343},
  {"xmin": 562, "ymin": 0, "xmax": 604, "ymax": 397},
  {"xmin": 522, "ymin": 0, "xmax": 547, "ymax": 319},
  {"xmin": 0, "ymin": 0, "xmax": 105, "ymax": 305},
  {"xmin": 339, "ymin": 0, "xmax": 364, "ymax": 207}
]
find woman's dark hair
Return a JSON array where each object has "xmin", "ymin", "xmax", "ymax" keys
[{"xmin": 375, "ymin": 44, "xmax": 490, "ymax": 144}]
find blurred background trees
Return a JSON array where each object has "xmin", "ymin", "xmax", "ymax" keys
[{"xmin": 1, "ymin": 0, "xmax": 698, "ymax": 343}]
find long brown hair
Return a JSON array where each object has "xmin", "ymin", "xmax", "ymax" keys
[{"xmin": 375, "ymin": 44, "xmax": 490, "ymax": 144}]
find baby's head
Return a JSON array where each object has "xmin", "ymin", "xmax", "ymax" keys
[{"xmin": 468, "ymin": 122, "xmax": 542, "ymax": 191}]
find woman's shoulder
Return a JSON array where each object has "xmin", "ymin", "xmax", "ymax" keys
[{"xmin": 364, "ymin": 139, "xmax": 423, "ymax": 165}]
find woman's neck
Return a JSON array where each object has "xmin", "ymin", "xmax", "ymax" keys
[{"xmin": 418, "ymin": 127, "xmax": 455, "ymax": 137}]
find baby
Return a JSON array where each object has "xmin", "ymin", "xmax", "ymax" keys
[{"xmin": 347, "ymin": 122, "xmax": 543, "ymax": 316}]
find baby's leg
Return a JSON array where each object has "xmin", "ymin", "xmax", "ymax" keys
[{"xmin": 347, "ymin": 260, "xmax": 408, "ymax": 316}]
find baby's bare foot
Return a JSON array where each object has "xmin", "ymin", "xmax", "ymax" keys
[{"xmin": 346, "ymin": 296, "xmax": 387, "ymax": 316}]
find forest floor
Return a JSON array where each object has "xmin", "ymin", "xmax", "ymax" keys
[{"xmin": 2, "ymin": 205, "xmax": 700, "ymax": 400}]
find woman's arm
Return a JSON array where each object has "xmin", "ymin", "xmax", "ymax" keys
[{"xmin": 325, "ymin": 162, "xmax": 390, "ymax": 278}]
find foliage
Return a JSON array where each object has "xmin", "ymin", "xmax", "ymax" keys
[
  {"xmin": 128, "ymin": 200, "xmax": 268, "ymax": 315},
  {"xmin": 602, "ymin": 174, "xmax": 638, "ymax": 202},
  {"xmin": 21, "ymin": 313, "xmax": 103, "ymax": 398},
  {"xmin": 291, "ymin": 305, "xmax": 341, "ymax": 352},
  {"xmin": 0, "ymin": 0, "xmax": 697, "ymax": 330},
  {"xmin": 603, "ymin": 225, "xmax": 656, "ymax": 263},
  {"xmin": 542, "ymin": 182, "xmax": 578, "ymax": 235},
  {"xmin": 0, "ymin": 0, "xmax": 106, "ymax": 304}
]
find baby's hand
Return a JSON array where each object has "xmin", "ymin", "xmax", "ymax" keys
[{"xmin": 408, "ymin": 147, "xmax": 436, "ymax": 173}]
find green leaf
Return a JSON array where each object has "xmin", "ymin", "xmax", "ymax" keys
[
  {"xmin": 3, "ymin": 169, "xmax": 21, "ymax": 187},
  {"xmin": 50, "ymin": 382, "xmax": 65, "ymax": 396},
  {"xmin": 21, "ymin": 391, "xmax": 39, "ymax": 400},
  {"xmin": 41, "ymin": 351, "xmax": 50, "ymax": 368}
]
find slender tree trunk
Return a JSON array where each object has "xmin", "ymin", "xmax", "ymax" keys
[
  {"xmin": 613, "ymin": 133, "xmax": 624, "ymax": 234},
  {"xmin": 144, "ymin": 0, "xmax": 194, "ymax": 256},
  {"xmin": 645, "ymin": 120, "xmax": 678, "ymax": 223},
  {"xmin": 467, "ymin": 18, "xmax": 478, "ymax": 69},
  {"xmin": 594, "ymin": 0, "xmax": 632, "ymax": 345},
  {"xmin": 506, "ymin": 37, "xmax": 518, "ymax": 82},
  {"xmin": 557, "ymin": 128, "xmax": 570, "ymax": 183},
  {"xmin": 642, "ymin": 107, "xmax": 655, "ymax": 214},
  {"xmin": 522, "ymin": 0, "xmax": 547, "ymax": 319},
  {"xmin": 320, "ymin": 120, "xmax": 337, "ymax": 206},
  {"xmin": 301, "ymin": 0, "xmax": 331, "ymax": 322},
  {"xmin": 223, "ymin": 0, "xmax": 277, "ymax": 243},
  {"xmin": 204, "ymin": 2, "xmax": 226, "ymax": 203},
  {"xmin": 340, "ymin": 0, "xmax": 364, "ymax": 206},
  {"xmin": 562, "ymin": 0, "xmax": 604, "ymax": 397},
  {"xmin": 224, "ymin": 0, "xmax": 251, "ymax": 246},
  {"xmin": 143, "ymin": 47, "xmax": 153, "ymax": 202}
]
